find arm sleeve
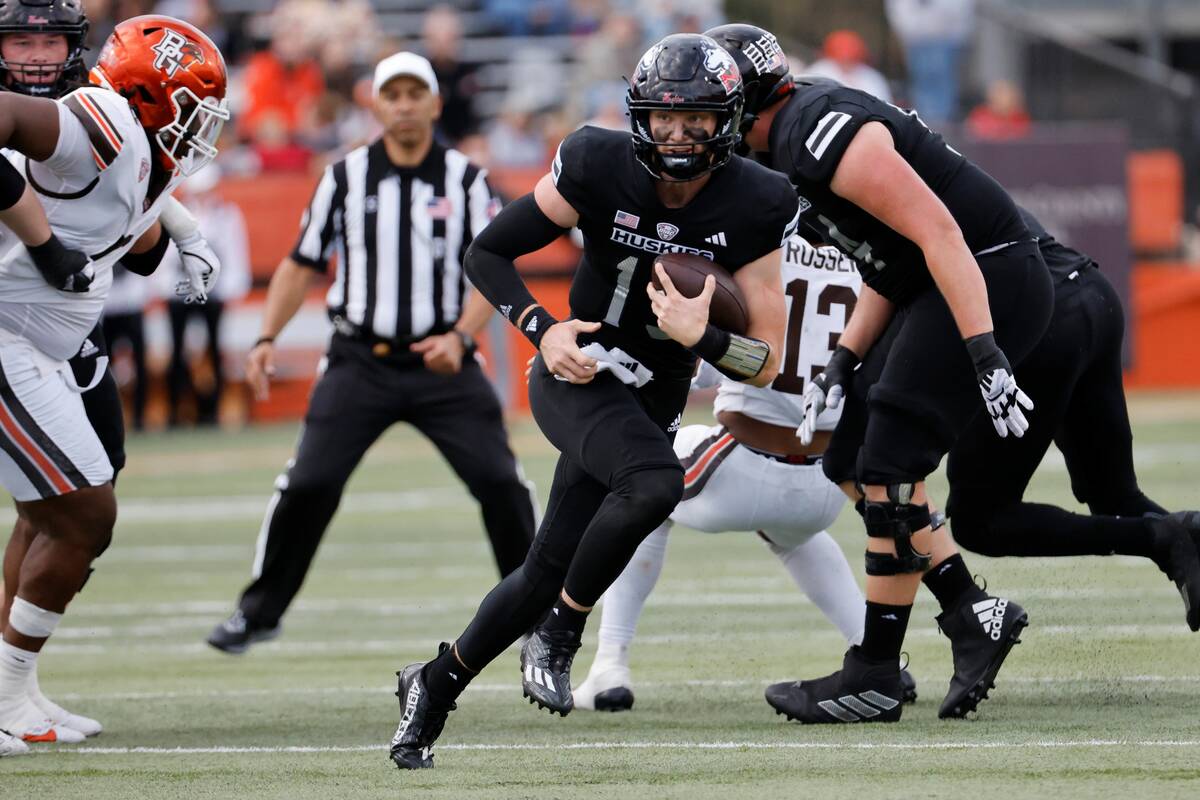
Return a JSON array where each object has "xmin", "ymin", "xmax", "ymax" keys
[{"xmin": 289, "ymin": 163, "xmax": 341, "ymax": 272}]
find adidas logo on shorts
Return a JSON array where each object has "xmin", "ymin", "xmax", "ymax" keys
[
  {"xmin": 817, "ymin": 690, "xmax": 900, "ymax": 722},
  {"xmin": 973, "ymin": 597, "xmax": 1009, "ymax": 641}
]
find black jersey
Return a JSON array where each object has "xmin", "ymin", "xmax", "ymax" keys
[
  {"xmin": 768, "ymin": 78, "xmax": 1029, "ymax": 305},
  {"xmin": 1019, "ymin": 207, "xmax": 1095, "ymax": 286},
  {"xmin": 553, "ymin": 125, "xmax": 800, "ymax": 380}
]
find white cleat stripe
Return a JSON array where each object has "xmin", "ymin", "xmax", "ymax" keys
[
  {"xmin": 839, "ymin": 695, "xmax": 880, "ymax": 717},
  {"xmin": 860, "ymin": 690, "xmax": 900, "ymax": 711},
  {"xmin": 817, "ymin": 699, "xmax": 859, "ymax": 722}
]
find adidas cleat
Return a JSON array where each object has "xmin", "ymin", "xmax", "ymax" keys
[
  {"xmin": 900, "ymin": 668, "xmax": 918, "ymax": 704},
  {"xmin": 389, "ymin": 643, "xmax": 455, "ymax": 770},
  {"xmin": 765, "ymin": 646, "xmax": 904, "ymax": 724},
  {"xmin": 520, "ymin": 627, "xmax": 580, "ymax": 716},
  {"xmin": 572, "ymin": 664, "xmax": 634, "ymax": 712},
  {"xmin": 1149, "ymin": 511, "xmax": 1200, "ymax": 631},
  {"xmin": 0, "ymin": 728, "xmax": 30, "ymax": 757},
  {"xmin": 205, "ymin": 610, "xmax": 281, "ymax": 655},
  {"xmin": 937, "ymin": 595, "xmax": 1028, "ymax": 719}
]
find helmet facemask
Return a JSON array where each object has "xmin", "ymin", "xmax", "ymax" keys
[
  {"xmin": 628, "ymin": 96, "xmax": 743, "ymax": 182},
  {"xmin": 156, "ymin": 85, "xmax": 229, "ymax": 176}
]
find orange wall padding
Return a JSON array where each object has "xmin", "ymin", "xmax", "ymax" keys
[{"xmin": 1125, "ymin": 263, "xmax": 1200, "ymax": 388}]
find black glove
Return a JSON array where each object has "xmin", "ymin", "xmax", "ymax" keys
[
  {"xmin": 27, "ymin": 234, "xmax": 94, "ymax": 293},
  {"xmin": 964, "ymin": 332, "xmax": 1033, "ymax": 438}
]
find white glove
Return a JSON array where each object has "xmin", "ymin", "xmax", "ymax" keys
[
  {"xmin": 979, "ymin": 367, "xmax": 1034, "ymax": 438},
  {"xmin": 174, "ymin": 231, "xmax": 221, "ymax": 305},
  {"xmin": 965, "ymin": 332, "xmax": 1034, "ymax": 439},
  {"xmin": 797, "ymin": 345, "xmax": 859, "ymax": 446}
]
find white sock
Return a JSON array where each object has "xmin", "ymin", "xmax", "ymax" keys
[
  {"xmin": 0, "ymin": 639, "xmax": 37, "ymax": 702},
  {"xmin": 764, "ymin": 531, "xmax": 866, "ymax": 645},
  {"xmin": 594, "ymin": 522, "xmax": 671, "ymax": 669}
]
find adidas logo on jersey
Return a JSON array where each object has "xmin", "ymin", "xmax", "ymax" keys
[
  {"xmin": 667, "ymin": 413, "xmax": 681, "ymax": 433},
  {"xmin": 817, "ymin": 690, "xmax": 899, "ymax": 722},
  {"xmin": 973, "ymin": 597, "xmax": 1009, "ymax": 641},
  {"xmin": 704, "ymin": 232, "xmax": 727, "ymax": 246}
]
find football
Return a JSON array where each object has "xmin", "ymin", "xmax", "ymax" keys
[{"xmin": 651, "ymin": 253, "xmax": 749, "ymax": 335}]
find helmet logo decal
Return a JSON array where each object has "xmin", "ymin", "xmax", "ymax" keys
[
  {"xmin": 151, "ymin": 29, "xmax": 206, "ymax": 78},
  {"xmin": 656, "ymin": 222, "xmax": 679, "ymax": 241},
  {"xmin": 28, "ymin": 15, "xmax": 49, "ymax": 24},
  {"xmin": 743, "ymin": 33, "xmax": 785, "ymax": 74},
  {"xmin": 702, "ymin": 46, "xmax": 741, "ymax": 94}
]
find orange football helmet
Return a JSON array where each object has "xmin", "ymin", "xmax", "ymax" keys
[{"xmin": 90, "ymin": 15, "xmax": 229, "ymax": 176}]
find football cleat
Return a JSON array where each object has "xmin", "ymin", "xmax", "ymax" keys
[
  {"xmin": 1148, "ymin": 511, "xmax": 1200, "ymax": 631},
  {"xmin": 30, "ymin": 690, "xmax": 102, "ymax": 738},
  {"xmin": 765, "ymin": 646, "xmax": 904, "ymax": 724},
  {"xmin": 0, "ymin": 727, "xmax": 30, "ymax": 757},
  {"xmin": 389, "ymin": 643, "xmax": 455, "ymax": 770},
  {"xmin": 0, "ymin": 697, "xmax": 85, "ymax": 743},
  {"xmin": 205, "ymin": 609, "xmax": 281, "ymax": 655},
  {"xmin": 899, "ymin": 667, "xmax": 918, "ymax": 704},
  {"xmin": 937, "ymin": 595, "xmax": 1028, "ymax": 719},
  {"xmin": 572, "ymin": 664, "xmax": 634, "ymax": 712},
  {"xmin": 520, "ymin": 627, "xmax": 580, "ymax": 716}
]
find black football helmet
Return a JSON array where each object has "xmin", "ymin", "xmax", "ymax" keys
[
  {"xmin": 627, "ymin": 33, "xmax": 744, "ymax": 182},
  {"xmin": 0, "ymin": 0, "xmax": 88, "ymax": 98},
  {"xmin": 704, "ymin": 24, "xmax": 793, "ymax": 135}
]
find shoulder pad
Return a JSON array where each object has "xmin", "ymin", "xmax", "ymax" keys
[{"xmin": 61, "ymin": 87, "xmax": 135, "ymax": 172}]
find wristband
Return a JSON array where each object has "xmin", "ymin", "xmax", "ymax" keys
[
  {"xmin": 963, "ymin": 331, "xmax": 1009, "ymax": 377},
  {"xmin": 254, "ymin": 336, "xmax": 276, "ymax": 348},
  {"xmin": 519, "ymin": 305, "xmax": 558, "ymax": 348},
  {"xmin": 0, "ymin": 155, "xmax": 27, "ymax": 210},
  {"xmin": 159, "ymin": 196, "xmax": 201, "ymax": 241},
  {"xmin": 452, "ymin": 329, "xmax": 475, "ymax": 350},
  {"xmin": 826, "ymin": 344, "xmax": 861, "ymax": 374},
  {"xmin": 690, "ymin": 323, "xmax": 770, "ymax": 381}
]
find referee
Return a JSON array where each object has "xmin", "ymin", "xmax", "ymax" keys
[{"xmin": 207, "ymin": 52, "xmax": 537, "ymax": 654}]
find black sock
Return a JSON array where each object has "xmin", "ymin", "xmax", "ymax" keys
[
  {"xmin": 953, "ymin": 502, "xmax": 1156, "ymax": 561},
  {"xmin": 860, "ymin": 601, "xmax": 912, "ymax": 662},
  {"xmin": 422, "ymin": 643, "xmax": 475, "ymax": 705},
  {"xmin": 540, "ymin": 595, "xmax": 589, "ymax": 641},
  {"xmin": 923, "ymin": 554, "xmax": 986, "ymax": 611}
]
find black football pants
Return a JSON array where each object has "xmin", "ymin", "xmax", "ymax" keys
[
  {"xmin": 454, "ymin": 359, "xmax": 686, "ymax": 672},
  {"xmin": 237, "ymin": 334, "xmax": 536, "ymax": 627},
  {"xmin": 946, "ymin": 267, "xmax": 1166, "ymax": 559}
]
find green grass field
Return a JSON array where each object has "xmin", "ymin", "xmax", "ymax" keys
[{"xmin": 4, "ymin": 395, "xmax": 1200, "ymax": 798}]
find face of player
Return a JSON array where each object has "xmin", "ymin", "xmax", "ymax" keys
[
  {"xmin": 374, "ymin": 76, "xmax": 442, "ymax": 147},
  {"xmin": 649, "ymin": 109, "xmax": 718, "ymax": 155},
  {"xmin": 0, "ymin": 32, "xmax": 69, "ymax": 88}
]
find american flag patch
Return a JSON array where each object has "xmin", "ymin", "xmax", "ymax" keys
[
  {"xmin": 614, "ymin": 210, "xmax": 640, "ymax": 228},
  {"xmin": 427, "ymin": 196, "xmax": 453, "ymax": 220}
]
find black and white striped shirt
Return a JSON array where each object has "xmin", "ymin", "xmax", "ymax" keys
[{"xmin": 291, "ymin": 139, "xmax": 499, "ymax": 339}]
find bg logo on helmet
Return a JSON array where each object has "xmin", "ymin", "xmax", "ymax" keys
[{"xmin": 151, "ymin": 30, "xmax": 206, "ymax": 78}]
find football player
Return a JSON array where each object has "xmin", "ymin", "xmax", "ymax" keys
[
  {"xmin": 0, "ymin": 15, "xmax": 227, "ymax": 751},
  {"xmin": 946, "ymin": 208, "xmax": 1200, "ymax": 624},
  {"xmin": 709, "ymin": 23, "xmax": 1049, "ymax": 723},
  {"xmin": 573, "ymin": 235, "xmax": 920, "ymax": 711},
  {"xmin": 389, "ymin": 34, "xmax": 799, "ymax": 768},
  {"xmin": 0, "ymin": 4, "xmax": 224, "ymax": 751}
]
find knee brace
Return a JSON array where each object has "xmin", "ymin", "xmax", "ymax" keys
[{"xmin": 857, "ymin": 484, "xmax": 933, "ymax": 575}]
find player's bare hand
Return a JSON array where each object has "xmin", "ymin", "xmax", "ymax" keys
[
  {"xmin": 540, "ymin": 319, "xmax": 600, "ymax": 383},
  {"xmin": 410, "ymin": 333, "xmax": 464, "ymax": 375},
  {"xmin": 246, "ymin": 341, "xmax": 276, "ymax": 402},
  {"xmin": 647, "ymin": 262, "xmax": 713, "ymax": 347}
]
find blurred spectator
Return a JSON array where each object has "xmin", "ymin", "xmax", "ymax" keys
[
  {"xmin": 154, "ymin": 0, "xmax": 243, "ymax": 59},
  {"xmin": 423, "ymin": 5, "xmax": 481, "ymax": 144},
  {"xmin": 807, "ymin": 30, "xmax": 893, "ymax": 103},
  {"xmin": 486, "ymin": 99, "xmax": 548, "ymax": 169},
  {"xmin": 570, "ymin": 12, "xmax": 644, "ymax": 124},
  {"xmin": 966, "ymin": 79, "xmax": 1031, "ymax": 140},
  {"xmin": 886, "ymin": 0, "xmax": 975, "ymax": 123},
  {"xmin": 483, "ymin": 0, "xmax": 571, "ymax": 36},
  {"xmin": 239, "ymin": 1, "xmax": 326, "ymax": 145},
  {"xmin": 102, "ymin": 266, "xmax": 149, "ymax": 431},
  {"xmin": 162, "ymin": 167, "xmax": 252, "ymax": 427}
]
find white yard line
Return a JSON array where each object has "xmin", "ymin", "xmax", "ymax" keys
[{"xmin": 27, "ymin": 738, "xmax": 1200, "ymax": 756}]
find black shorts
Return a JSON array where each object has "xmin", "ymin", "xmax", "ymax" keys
[
  {"xmin": 528, "ymin": 355, "xmax": 688, "ymax": 487},
  {"xmin": 824, "ymin": 239, "xmax": 1053, "ymax": 486},
  {"xmin": 69, "ymin": 324, "xmax": 126, "ymax": 478}
]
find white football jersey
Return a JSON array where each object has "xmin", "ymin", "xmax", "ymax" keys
[
  {"xmin": 0, "ymin": 86, "xmax": 182, "ymax": 360},
  {"xmin": 713, "ymin": 236, "xmax": 863, "ymax": 430}
]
